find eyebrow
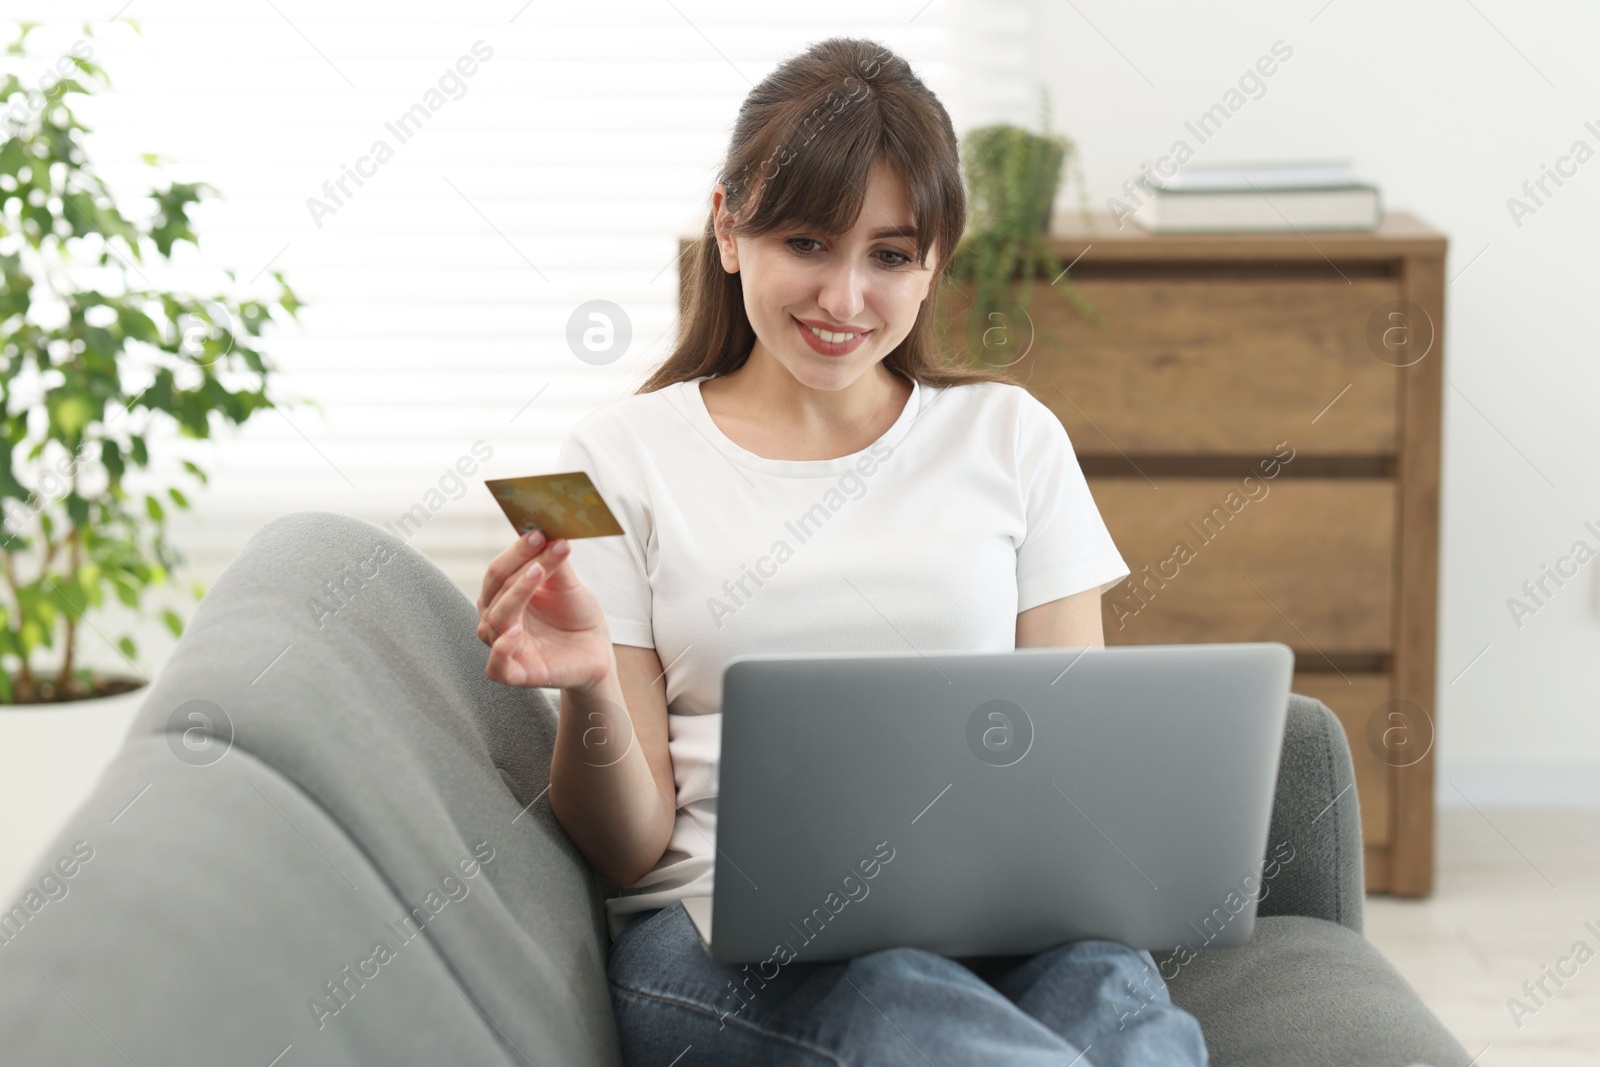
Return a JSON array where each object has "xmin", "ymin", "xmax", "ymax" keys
[{"xmin": 868, "ymin": 226, "xmax": 917, "ymax": 240}]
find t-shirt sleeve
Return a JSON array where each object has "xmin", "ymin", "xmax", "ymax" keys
[
  {"xmin": 1013, "ymin": 390, "xmax": 1131, "ymax": 612},
  {"xmin": 555, "ymin": 424, "xmax": 655, "ymax": 648}
]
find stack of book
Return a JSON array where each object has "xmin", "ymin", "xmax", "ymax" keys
[{"xmin": 1132, "ymin": 160, "xmax": 1382, "ymax": 233}]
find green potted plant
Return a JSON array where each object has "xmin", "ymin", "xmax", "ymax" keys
[
  {"xmin": 0, "ymin": 21, "xmax": 302, "ymax": 709},
  {"xmin": 942, "ymin": 88, "xmax": 1104, "ymax": 369}
]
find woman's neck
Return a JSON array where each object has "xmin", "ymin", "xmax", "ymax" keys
[{"xmin": 700, "ymin": 354, "xmax": 911, "ymax": 462}]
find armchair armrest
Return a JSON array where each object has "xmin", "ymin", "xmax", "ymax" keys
[{"xmin": 1254, "ymin": 693, "xmax": 1365, "ymax": 934}]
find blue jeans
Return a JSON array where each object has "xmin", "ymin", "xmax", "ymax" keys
[{"xmin": 606, "ymin": 903, "xmax": 1208, "ymax": 1066}]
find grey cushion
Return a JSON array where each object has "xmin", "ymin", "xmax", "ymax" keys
[
  {"xmin": 2, "ymin": 738, "xmax": 540, "ymax": 1065},
  {"xmin": 1256, "ymin": 694, "xmax": 1367, "ymax": 935},
  {"xmin": 0, "ymin": 509, "xmax": 1467, "ymax": 1066},
  {"xmin": 1168, "ymin": 916, "xmax": 1471, "ymax": 1067}
]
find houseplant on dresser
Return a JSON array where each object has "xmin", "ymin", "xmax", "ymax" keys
[{"xmin": 941, "ymin": 89, "xmax": 1104, "ymax": 371}]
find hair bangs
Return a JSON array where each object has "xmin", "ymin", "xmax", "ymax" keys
[
  {"xmin": 738, "ymin": 105, "xmax": 948, "ymax": 273},
  {"xmin": 737, "ymin": 105, "xmax": 880, "ymax": 240}
]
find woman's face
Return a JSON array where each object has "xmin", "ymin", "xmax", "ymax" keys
[{"xmin": 713, "ymin": 160, "xmax": 938, "ymax": 389}]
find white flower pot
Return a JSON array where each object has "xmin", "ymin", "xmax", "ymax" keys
[{"xmin": 0, "ymin": 676, "xmax": 150, "ymax": 897}]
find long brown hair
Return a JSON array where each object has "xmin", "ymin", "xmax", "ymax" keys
[{"xmin": 636, "ymin": 36, "xmax": 1013, "ymax": 396}]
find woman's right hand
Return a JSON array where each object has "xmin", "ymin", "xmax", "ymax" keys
[{"xmin": 476, "ymin": 529, "xmax": 614, "ymax": 692}]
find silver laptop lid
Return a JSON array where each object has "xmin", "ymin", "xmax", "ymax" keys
[{"xmin": 705, "ymin": 642, "xmax": 1294, "ymax": 964}]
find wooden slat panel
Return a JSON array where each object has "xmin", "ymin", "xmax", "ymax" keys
[
  {"xmin": 1390, "ymin": 253, "xmax": 1447, "ymax": 897},
  {"xmin": 1292, "ymin": 673, "xmax": 1393, "ymax": 849},
  {"xmin": 1364, "ymin": 844, "xmax": 1390, "ymax": 893},
  {"xmin": 949, "ymin": 276, "xmax": 1401, "ymax": 455},
  {"xmin": 1092, "ymin": 478, "xmax": 1396, "ymax": 654}
]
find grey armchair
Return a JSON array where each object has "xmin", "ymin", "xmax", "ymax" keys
[{"xmin": 0, "ymin": 511, "xmax": 1470, "ymax": 1066}]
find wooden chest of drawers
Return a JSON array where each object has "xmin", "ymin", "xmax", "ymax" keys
[{"xmin": 947, "ymin": 211, "xmax": 1446, "ymax": 896}]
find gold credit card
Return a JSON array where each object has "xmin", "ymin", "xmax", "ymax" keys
[{"xmin": 484, "ymin": 471, "xmax": 625, "ymax": 539}]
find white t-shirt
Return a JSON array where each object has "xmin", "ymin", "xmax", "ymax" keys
[{"xmin": 555, "ymin": 372, "xmax": 1131, "ymax": 940}]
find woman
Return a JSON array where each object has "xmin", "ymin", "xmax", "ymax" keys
[{"xmin": 476, "ymin": 36, "xmax": 1209, "ymax": 1067}]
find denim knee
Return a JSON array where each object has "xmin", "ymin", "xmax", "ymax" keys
[{"xmin": 846, "ymin": 944, "xmax": 977, "ymax": 985}]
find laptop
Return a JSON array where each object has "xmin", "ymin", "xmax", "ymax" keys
[{"xmin": 681, "ymin": 641, "xmax": 1294, "ymax": 964}]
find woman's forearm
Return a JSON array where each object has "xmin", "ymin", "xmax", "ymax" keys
[{"xmin": 549, "ymin": 660, "xmax": 676, "ymax": 886}]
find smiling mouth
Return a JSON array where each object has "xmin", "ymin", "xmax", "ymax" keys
[{"xmin": 794, "ymin": 315, "xmax": 870, "ymax": 356}]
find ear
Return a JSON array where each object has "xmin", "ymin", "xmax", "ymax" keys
[{"xmin": 711, "ymin": 183, "xmax": 740, "ymax": 274}]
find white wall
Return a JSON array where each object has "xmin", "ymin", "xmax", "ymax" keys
[{"xmin": 1023, "ymin": 0, "xmax": 1600, "ymax": 806}]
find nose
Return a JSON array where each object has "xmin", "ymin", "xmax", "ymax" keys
[{"xmin": 816, "ymin": 257, "xmax": 867, "ymax": 325}]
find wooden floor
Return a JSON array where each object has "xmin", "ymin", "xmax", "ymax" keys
[{"xmin": 1364, "ymin": 811, "xmax": 1600, "ymax": 1066}]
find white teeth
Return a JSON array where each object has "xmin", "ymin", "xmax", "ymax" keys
[{"xmin": 808, "ymin": 325, "xmax": 859, "ymax": 344}]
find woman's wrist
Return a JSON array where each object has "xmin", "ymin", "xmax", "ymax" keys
[{"xmin": 568, "ymin": 638, "xmax": 619, "ymax": 699}]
